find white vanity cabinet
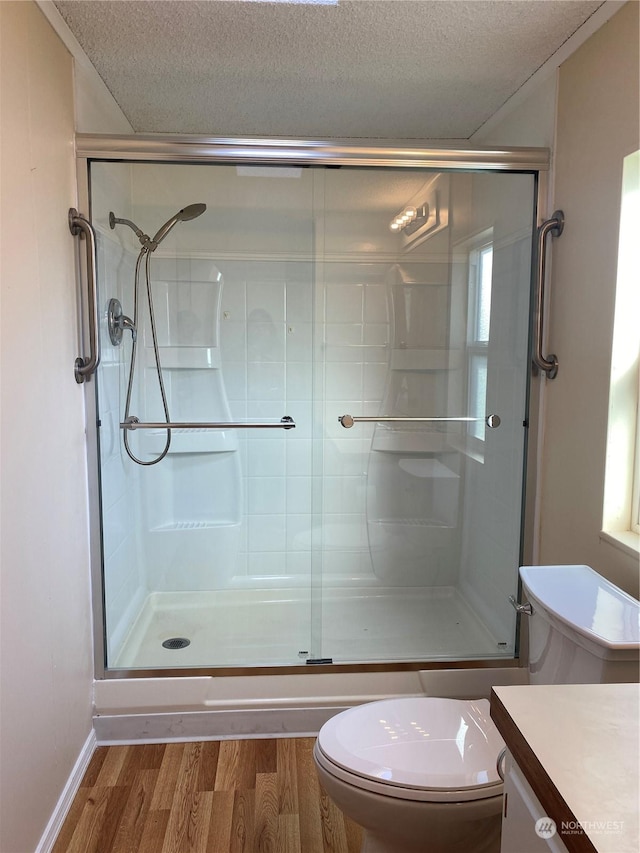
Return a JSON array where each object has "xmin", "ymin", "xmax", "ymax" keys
[{"xmin": 501, "ymin": 751, "xmax": 569, "ymax": 853}]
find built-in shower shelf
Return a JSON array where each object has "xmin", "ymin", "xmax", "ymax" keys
[
  {"xmin": 143, "ymin": 428, "xmax": 239, "ymax": 454},
  {"xmin": 397, "ymin": 458, "xmax": 459, "ymax": 478},
  {"xmin": 372, "ymin": 517, "xmax": 453, "ymax": 528},
  {"xmin": 152, "ymin": 520, "xmax": 240, "ymax": 531},
  {"xmin": 390, "ymin": 348, "xmax": 462, "ymax": 371},
  {"xmin": 145, "ymin": 345, "xmax": 221, "ymax": 369},
  {"xmin": 371, "ymin": 430, "xmax": 451, "ymax": 454},
  {"xmin": 367, "ymin": 518, "xmax": 456, "ymax": 555}
]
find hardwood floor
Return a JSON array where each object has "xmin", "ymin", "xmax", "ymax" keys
[{"xmin": 52, "ymin": 738, "xmax": 363, "ymax": 853}]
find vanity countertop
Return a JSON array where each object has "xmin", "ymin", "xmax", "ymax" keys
[{"xmin": 490, "ymin": 683, "xmax": 639, "ymax": 853}]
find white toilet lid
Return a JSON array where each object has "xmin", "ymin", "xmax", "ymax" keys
[{"xmin": 317, "ymin": 697, "xmax": 504, "ymax": 800}]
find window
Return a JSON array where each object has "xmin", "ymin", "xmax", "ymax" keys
[
  {"xmin": 467, "ymin": 240, "xmax": 493, "ymax": 442},
  {"xmin": 602, "ymin": 150, "xmax": 640, "ymax": 551}
]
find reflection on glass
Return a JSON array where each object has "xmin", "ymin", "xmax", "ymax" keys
[
  {"xmin": 469, "ymin": 355, "xmax": 488, "ymax": 441},
  {"xmin": 477, "ymin": 245, "xmax": 493, "ymax": 342}
]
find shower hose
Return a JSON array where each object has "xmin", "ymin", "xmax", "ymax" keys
[{"xmin": 122, "ymin": 248, "xmax": 172, "ymax": 466}]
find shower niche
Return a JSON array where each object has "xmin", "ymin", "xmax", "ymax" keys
[{"xmin": 136, "ymin": 259, "xmax": 242, "ymax": 590}]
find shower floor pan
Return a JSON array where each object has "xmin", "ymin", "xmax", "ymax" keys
[{"xmin": 111, "ymin": 585, "xmax": 511, "ymax": 670}]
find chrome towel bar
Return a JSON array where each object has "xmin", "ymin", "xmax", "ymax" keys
[
  {"xmin": 338, "ymin": 414, "xmax": 501, "ymax": 429},
  {"xmin": 533, "ymin": 210, "xmax": 564, "ymax": 379},
  {"xmin": 121, "ymin": 415, "xmax": 295, "ymax": 430},
  {"xmin": 69, "ymin": 209, "xmax": 99, "ymax": 383}
]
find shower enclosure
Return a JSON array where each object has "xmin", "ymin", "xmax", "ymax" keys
[{"xmin": 79, "ymin": 139, "xmax": 544, "ymax": 674}]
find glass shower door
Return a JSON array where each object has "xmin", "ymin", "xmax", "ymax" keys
[
  {"xmin": 315, "ymin": 168, "xmax": 536, "ymax": 663},
  {"xmin": 90, "ymin": 157, "xmax": 536, "ymax": 671},
  {"xmin": 91, "ymin": 161, "xmax": 319, "ymax": 670}
]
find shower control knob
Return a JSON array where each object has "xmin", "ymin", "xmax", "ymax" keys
[{"xmin": 108, "ymin": 298, "xmax": 136, "ymax": 345}]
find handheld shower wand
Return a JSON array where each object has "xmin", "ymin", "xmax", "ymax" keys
[{"xmin": 150, "ymin": 203, "xmax": 207, "ymax": 248}]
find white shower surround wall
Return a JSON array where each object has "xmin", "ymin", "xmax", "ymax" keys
[
  {"xmin": 217, "ymin": 257, "xmax": 396, "ymax": 585},
  {"xmin": 134, "ymin": 254, "xmax": 463, "ymax": 591},
  {"xmin": 98, "ymin": 242, "xmax": 406, "ymax": 660},
  {"xmin": 133, "ymin": 257, "xmax": 243, "ymax": 592}
]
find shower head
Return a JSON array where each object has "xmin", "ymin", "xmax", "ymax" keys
[{"xmin": 150, "ymin": 203, "xmax": 207, "ymax": 247}]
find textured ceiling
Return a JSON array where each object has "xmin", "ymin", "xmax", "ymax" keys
[{"xmin": 54, "ymin": 0, "xmax": 604, "ymax": 139}]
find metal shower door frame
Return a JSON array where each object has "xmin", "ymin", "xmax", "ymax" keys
[{"xmin": 74, "ymin": 136, "xmax": 550, "ymax": 680}]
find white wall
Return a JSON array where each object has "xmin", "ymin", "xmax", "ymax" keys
[
  {"xmin": 0, "ymin": 3, "xmax": 93, "ymax": 851},
  {"xmin": 540, "ymin": 1, "xmax": 639, "ymax": 596},
  {"xmin": 35, "ymin": 0, "xmax": 134, "ymax": 135}
]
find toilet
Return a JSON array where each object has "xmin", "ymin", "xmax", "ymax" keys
[{"xmin": 314, "ymin": 565, "xmax": 640, "ymax": 853}]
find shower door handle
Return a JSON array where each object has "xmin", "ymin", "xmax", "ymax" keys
[
  {"xmin": 69, "ymin": 209, "xmax": 100, "ymax": 384},
  {"xmin": 338, "ymin": 414, "xmax": 501, "ymax": 428}
]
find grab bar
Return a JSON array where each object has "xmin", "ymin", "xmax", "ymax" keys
[
  {"xmin": 121, "ymin": 415, "xmax": 295, "ymax": 430},
  {"xmin": 533, "ymin": 210, "xmax": 564, "ymax": 379},
  {"xmin": 69, "ymin": 208, "xmax": 100, "ymax": 384},
  {"xmin": 339, "ymin": 414, "xmax": 501, "ymax": 429}
]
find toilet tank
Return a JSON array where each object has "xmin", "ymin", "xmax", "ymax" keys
[{"xmin": 520, "ymin": 565, "xmax": 640, "ymax": 685}]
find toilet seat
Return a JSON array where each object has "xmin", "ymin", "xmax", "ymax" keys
[{"xmin": 316, "ymin": 697, "xmax": 504, "ymax": 804}]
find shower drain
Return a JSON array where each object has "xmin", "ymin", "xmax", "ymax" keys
[{"xmin": 162, "ymin": 637, "xmax": 191, "ymax": 650}]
